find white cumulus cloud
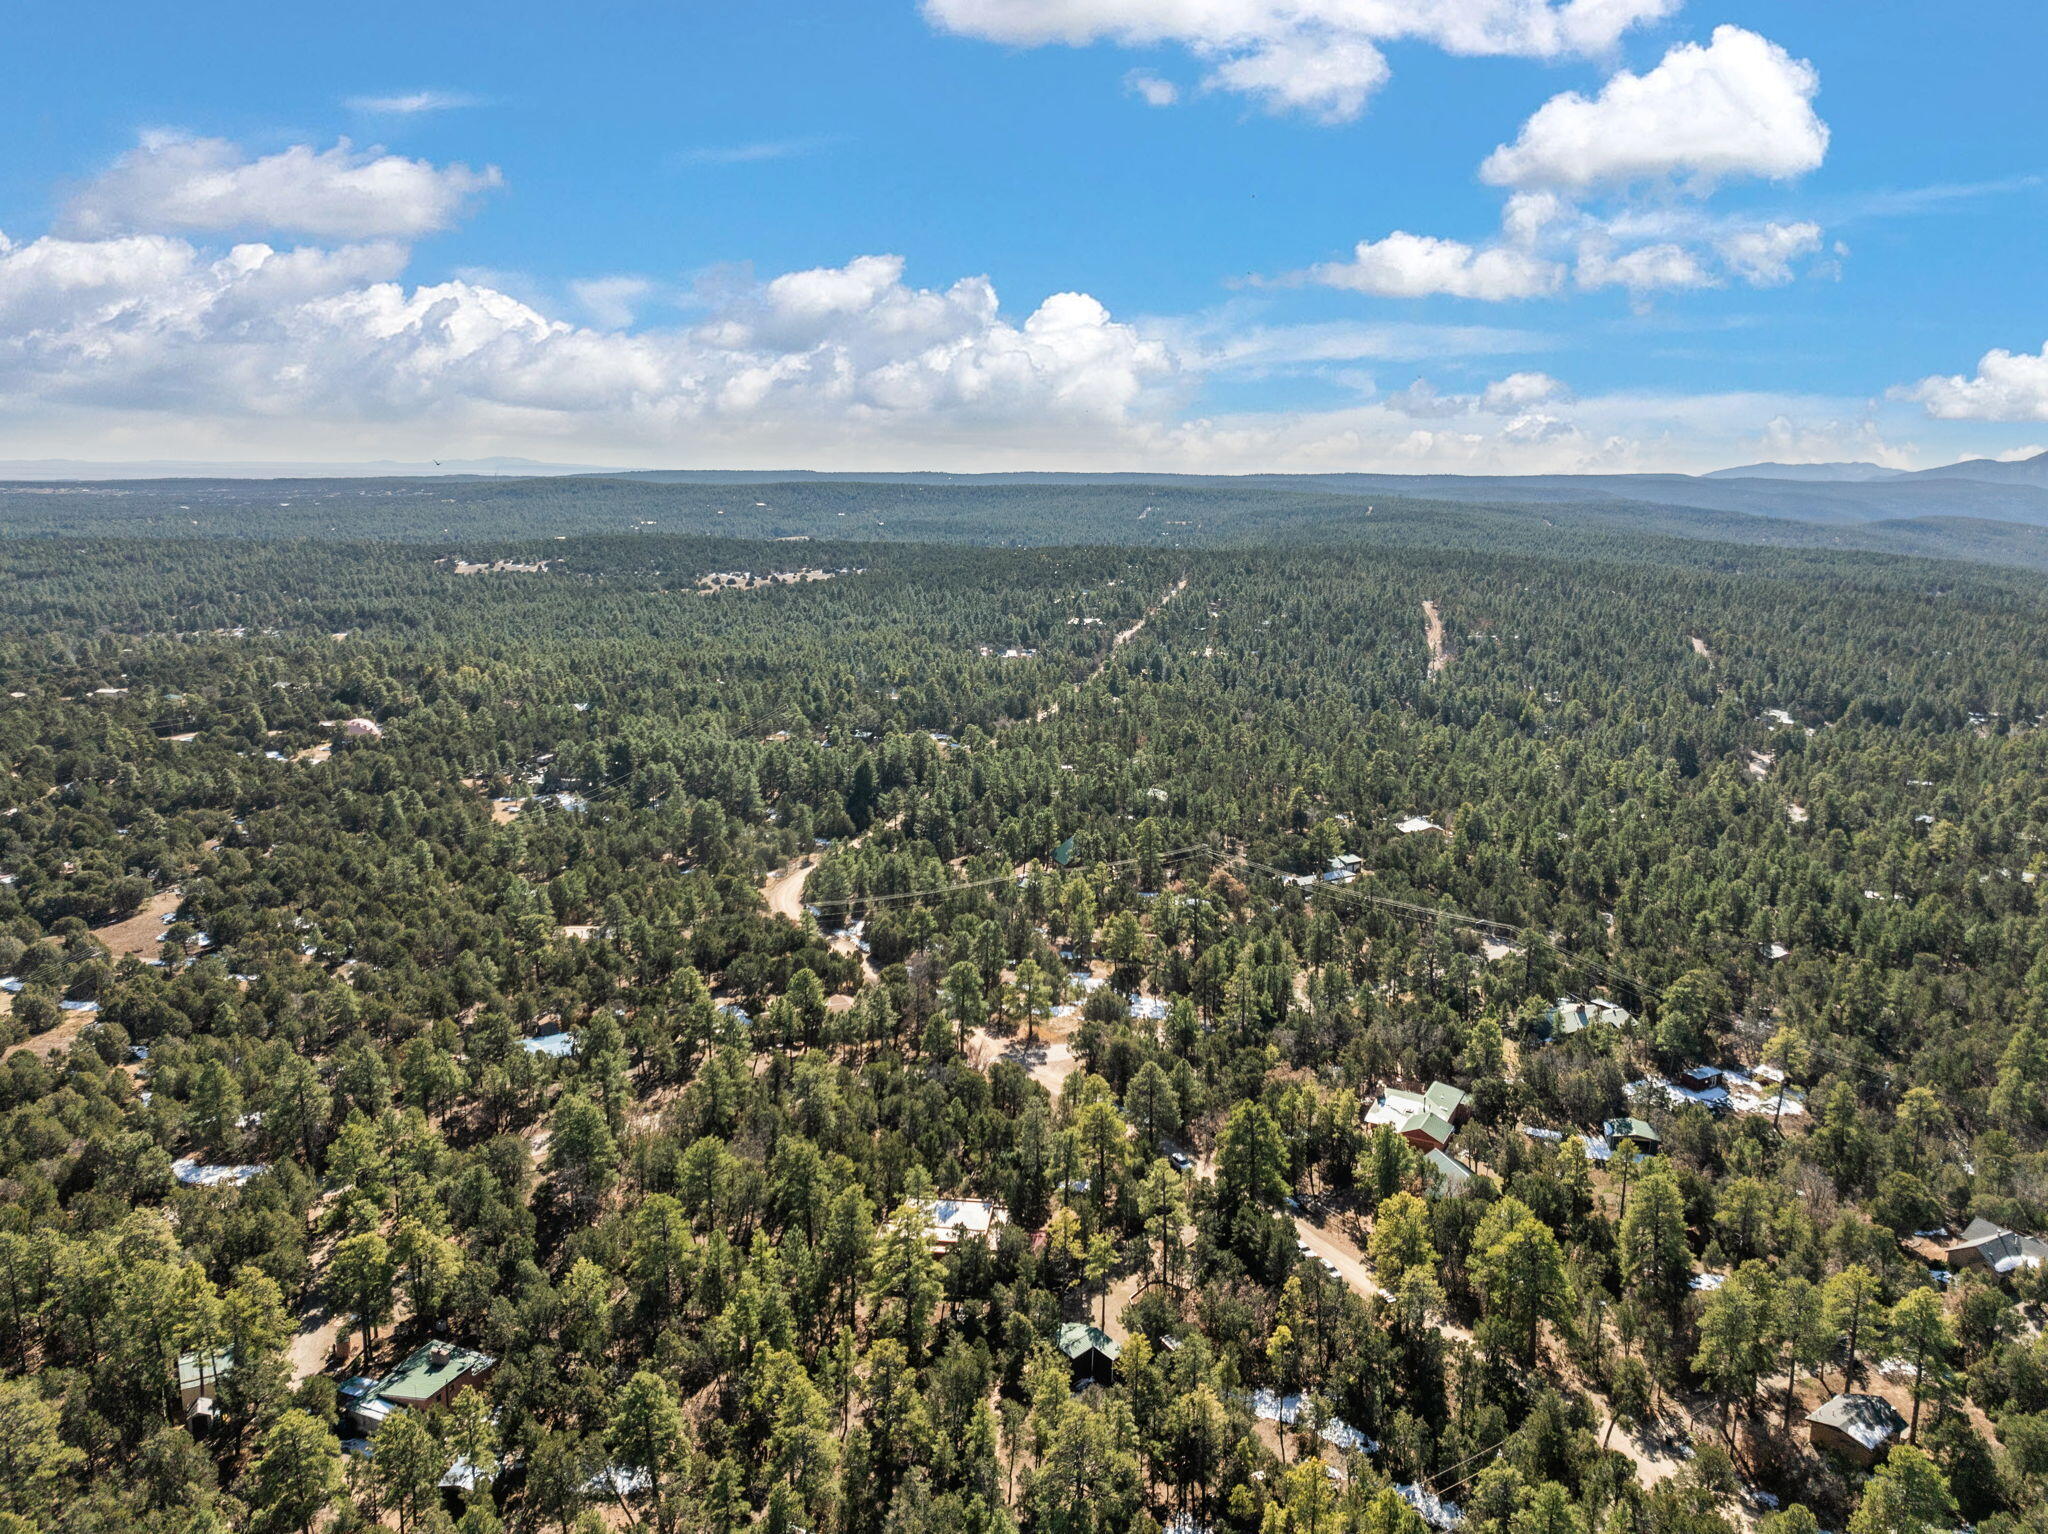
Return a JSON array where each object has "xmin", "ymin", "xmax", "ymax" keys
[
  {"xmin": 61, "ymin": 134, "xmax": 502, "ymax": 241},
  {"xmin": 1205, "ymin": 35, "xmax": 1390, "ymax": 124},
  {"xmin": 1482, "ymin": 26, "xmax": 1829, "ymax": 193},
  {"xmin": 1297, "ymin": 28, "xmax": 1832, "ymax": 305},
  {"xmin": 1715, "ymin": 220, "xmax": 1822, "ymax": 286},
  {"xmin": 1906, "ymin": 343, "xmax": 2048, "ymax": 423},
  {"xmin": 921, "ymin": 0, "xmax": 1679, "ymax": 120},
  {"xmin": 1309, "ymin": 232, "xmax": 1564, "ymax": 301},
  {"xmin": 0, "ymin": 230, "xmax": 1175, "ymax": 455},
  {"xmin": 1574, "ymin": 240, "xmax": 1715, "ymax": 294}
]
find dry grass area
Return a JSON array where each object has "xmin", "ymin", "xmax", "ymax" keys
[
  {"xmin": 968, "ymin": 1010, "xmax": 1083, "ymax": 1096},
  {"xmin": 95, "ymin": 888, "xmax": 182, "ymax": 959},
  {"xmin": 3, "ymin": 1006, "xmax": 94, "ymax": 1063}
]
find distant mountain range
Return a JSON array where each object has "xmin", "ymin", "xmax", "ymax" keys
[
  {"xmin": 6, "ymin": 449, "xmax": 2044, "ymax": 489},
  {"xmin": 0, "ymin": 456, "xmax": 624, "ymax": 479},
  {"xmin": 1707, "ymin": 450, "xmax": 2048, "ymax": 487},
  {"xmin": 1704, "ymin": 462, "xmax": 1910, "ymax": 482},
  {"xmin": 9, "ymin": 461, "xmax": 2048, "ymax": 573}
]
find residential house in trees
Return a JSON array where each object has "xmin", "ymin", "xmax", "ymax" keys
[
  {"xmin": 1806, "ymin": 1393, "xmax": 1907, "ymax": 1468},
  {"xmin": 1056, "ymin": 1323, "xmax": 1121, "ymax": 1389}
]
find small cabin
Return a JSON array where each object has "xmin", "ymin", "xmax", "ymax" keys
[
  {"xmin": 1602, "ymin": 1117, "xmax": 1662, "ymax": 1154},
  {"xmin": 1807, "ymin": 1393, "xmax": 1906, "ymax": 1468},
  {"xmin": 177, "ymin": 1348, "xmax": 235, "ymax": 1417},
  {"xmin": 1056, "ymin": 1322, "xmax": 1121, "ymax": 1390}
]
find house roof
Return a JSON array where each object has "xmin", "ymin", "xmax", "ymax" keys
[
  {"xmin": 373, "ymin": 1342, "xmax": 495, "ymax": 1404},
  {"xmin": 177, "ymin": 1349, "xmax": 234, "ymax": 1390},
  {"xmin": 1370, "ymin": 1082, "xmax": 1464, "ymax": 1132},
  {"xmin": 1950, "ymin": 1219, "xmax": 2048, "ymax": 1271},
  {"xmin": 915, "ymin": 1196, "xmax": 1007, "ymax": 1236},
  {"xmin": 1603, "ymin": 1117, "xmax": 1661, "ymax": 1145},
  {"xmin": 1055, "ymin": 1322, "xmax": 1122, "ymax": 1363},
  {"xmin": 1548, "ymin": 998, "xmax": 1633, "ymax": 1036},
  {"xmin": 1400, "ymin": 1110, "xmax": 1455, "ymax": 1146},
  {"xmin": 521, "ymin": 1031, "xmax": 576, "ymax": 1058},
  {"xmin": 1423, "ymin": 1148, "xmax": 1473, "ymax": 1194},
  {"xmin": 1423, "ymin": 1082, "xmax": 1468, "ymax": 1118},
  {"xmin": 1808, "ymin": 1393, "xmax": 1906, "ymax": 1451}
]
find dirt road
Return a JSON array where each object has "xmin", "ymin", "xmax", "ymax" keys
[
  {"xmin": 1422, "ymin": 600, "xmax": 1449, "ymax": 676},
  {"xmin": 760, "ymin": 854, "xmax": 820, "ymax": 923},
  {"xmin": 288, "ymin": 1312, "xmax": 347, "ymax": 1383},
  {"xmin": 1036, "ymin": 576, "xmax": 1187, "ymax": 723}
]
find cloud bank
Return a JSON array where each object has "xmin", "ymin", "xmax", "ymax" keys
[
  {"xmin": 921, "ymin": 0, "xmax": 1680, "ymax": 121},
  {"xmin": 0, "ymin": 130, "xmax": 2015, "ymax": 474}
]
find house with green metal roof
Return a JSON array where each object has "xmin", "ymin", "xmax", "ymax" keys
[
  {"xmin": 1055, "ymin": 1322, "xmax": 1120, "ymax": 1389},
  {"xmin": 1399, "ymin": 1111, "xmax": 1456, "ymax": 1152},
  {"xmin": 1422, "ymin": 1082, "xmax": 1469, "ymax": 1124},
  {"xmin": 1366, "ymin": 1081, "xmax": 1469, "ymax": 1149},
  {"xmin": 1602, "ymin": 1117, "xmax": 1662, "ymax": 1152},
  {"xmin": 348, "ymin": 1341, "xmax": 496, "ymax": 1433}
]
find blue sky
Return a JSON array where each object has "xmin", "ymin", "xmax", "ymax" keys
[{"xmin": 2, "ymin": 0, "xmax": 2044, "ymax": 473}]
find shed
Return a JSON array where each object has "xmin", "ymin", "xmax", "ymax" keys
[
  {"xmin": 1807, "ymin": 1393, "xmax": 1906, "ymax": 1467},
  {"xmin": 1056, "ymin": 1322, "xmax": 1121, "ymax": 1389}
]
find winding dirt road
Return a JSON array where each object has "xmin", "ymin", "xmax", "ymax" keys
[{"xmin": 761, "ymin": 854, "xmax": 819, "ymax": 924}]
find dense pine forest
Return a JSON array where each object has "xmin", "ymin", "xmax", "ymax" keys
[{"xmin": 3, "ymin": 498, "xmax": 2047, "ymax": 1534}]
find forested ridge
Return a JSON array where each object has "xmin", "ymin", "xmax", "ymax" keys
[
  {"xmin": 7, "ymin": 476, "xmax": 2048, "ymax": 574},
  {"xmin": 2, "ymin": 519, "xmax": 2046, "ymax": 1534}
]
